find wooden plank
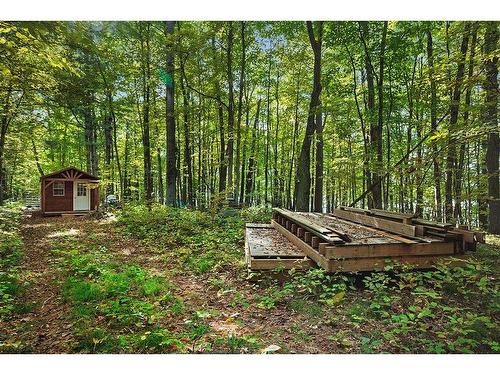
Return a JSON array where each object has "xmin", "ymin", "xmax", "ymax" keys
[
  {"xmin": 331, "ymin": 209, "xmax": 417, "ymax": 237},
  {"xmin": 328, "ymin": 255, "xmax": 467, "ymax": 272},
  {"xmin": 245, "ymin": 223, "xmax": 273, "ymax": 228},
  {"xmin": 323, "ymin": 241, "xmax": 455, "ymax": 259},
  {"xmin": 272, "ymin": 220, "xmax": 330, "ymax": 271},
  {"xmin": 274, "ymin": 208, "xmax": 332, "ymax": 234},
  {"xmin": 338, "ymin": 206, "xmax": 371, "ymax": 214},
  {"xmin": 249, "ymin": 258, "xmax": 315, "ymax": 270},
  {"xmin": 412, "ymin": 218, "xmax": 454, "ymax": 228},
  {"xmin": 370, "ymin": 208, "xmax": 415, "ymax": 220}
]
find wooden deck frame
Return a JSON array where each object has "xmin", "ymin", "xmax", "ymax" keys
[{"xmin": 271, "ymin": 218, "xmax": 465, "ymax": 273}]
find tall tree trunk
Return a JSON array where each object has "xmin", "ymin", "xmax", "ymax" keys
[
  {"xmin": 180, "ymin": 55, "xmax": 193, "ymax": 206},
  {"xmin": 454, "ymin": 25, "xmax": 477, "ymax": 221},
  {"xmin": 445, "ymin": 22, "xmax": 470, "ymax": 221},
  {"xmin": 314, "ymin": 112, "xmax": 324, "ymax": 212},
  {"xmin": 295, "ymin": 21, "xmax": 323, "ymax": 212},
  {"xmin": 273, "ymin": 63, "xmax": 281, "ymax": 207},
  {"xmin": 245, "ymin": 99, "xmax": 261, "ymax": 204},
  {"xmin": 265, "ymin": 57, "xmax": 271, "ymax": 205},
  {"xmin": 140, "ymin": 22, "xmax": 153, "ymax": 202},
  {"xmin": 165, "ymin": 21, "xmax": 177, "ymax": 206},
  {"xmin": 484, "ymin": 21, "xmax": 500, "ymax": 234},
  {"xmin": 287, "ymin": 72, "xmax": 300, "ymax": 209},
  {"xmin": 234, "ymin": 21, "xmax": 246, "ymax": 203},
  {"xmin": 359, "ymin": 21, "xmax": 377, "ymax": 208},
  {"xmin": 426, "ymin": 26, "xmax": 443, "ymax": 221},
  {"xmin": 226, "ymin": 21, "xmax": 235, "ymax": 198},
  {"xmin": 104, "ymin": 111, "xmax": 113, "ymax": 195},
  {"xmin": 373, "ymin": 21, "xmax": 388, "ymax": 209}
]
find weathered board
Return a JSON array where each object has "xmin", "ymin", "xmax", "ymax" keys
[{"xmin": 245, "ymin": 224, "xmax": 315, "ymax": 271}]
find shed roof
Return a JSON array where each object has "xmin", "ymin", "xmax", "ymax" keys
[{"xmin": 41, "ymin": 166, "xmax": 99, "ymax": 181}]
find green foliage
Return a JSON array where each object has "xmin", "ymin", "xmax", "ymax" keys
[
  {"xmin": 59, "ymin": 244, "xmax": 182, "ymax": 352},
  {"xmin": 0, "ymin": 204, "xmax": 24, "ymax": 320},
  {"xmin": 118, "ymin": 205, "xmax": 245, "ymax": 273},
  {"xmin": 240, "ymin": 206, "xmax": 273, "ymax": 224}
]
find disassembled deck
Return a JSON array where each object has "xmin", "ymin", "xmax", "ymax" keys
[{"xmin": 245, "ymin": 207, "xmax": 484, "ymax": 272}]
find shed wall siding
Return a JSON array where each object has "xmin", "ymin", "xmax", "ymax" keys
[{"xmin": 44, "ymin": 180, "xmax": 73, "ymax": 212}]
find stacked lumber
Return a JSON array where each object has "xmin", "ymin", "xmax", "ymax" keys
[
  {"xmin": 258, "ymin": 207, "xmax": 485, "ymax": 272},
  {"xmin": 332, "ymin": 206, "xmax": 484, "ymax": 252}
]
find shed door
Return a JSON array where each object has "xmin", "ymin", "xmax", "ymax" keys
[{"xmin": 74, "ymin": 182, "xmax": 90, "ymax": 211}]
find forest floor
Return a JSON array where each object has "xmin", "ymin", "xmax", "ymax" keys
[{"xmin": 1, "ymin": 205, "xmax": 499, "ymax": 354}]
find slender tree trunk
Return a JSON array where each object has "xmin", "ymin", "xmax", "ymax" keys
[
  {"xmin": 226, "ymin": 21, "xmax": 235, "ymax": 197},
  {"xmin": 373, "ymin": 21, "xmax": 388, "ymax": 209},
  {"xmin": 359, "ymin": 21, "xmax": 377, "ymax": 208},
  {"xmin": 139, "ymin": 23, "xmax": 153, "ymax": 202},
  {"xmin": 295, "ymin": 21, "xmax": 323, "ymax": 211},
  {"xmin": 454, "ymin": 25, "xmax": 477, "ymax": 221},
  {"xmin": 165, "ymin": 21, "xmax": 177, "ymax": 206},
  {"xmin": 287, "ymin": 72, "xmax": 300, "ymax": 209},
  {"xmin": 314, "ymin": 112, "xmax": 324, "ymax": 212},
  {"xmin": 445, "ymin": 22, "xmax": 470, "ymax": 221},
  {"xmin": 426, "ymin": 26, "xmax": 443, "ymax": 221},
  {"xmin": 265, "ymin": 57, "xmax": 271, "ymax": 205},
  {"xmin": 484, "ymin": 21, "xmax": 500, "ymax": 234},
  {"xmin": 180, "ymin": 55, "xmax": 193, "ymax": 206},
  {"xmin": 245, "ymin": 99, "xmax": 261, "ymax": 204},
  {"xmin": 234, "ymin": 21, "xmax": 246, "ymax": 203}
]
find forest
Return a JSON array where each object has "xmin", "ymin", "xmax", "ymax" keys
[
  {"xmin": 0, "ymin": 21, "xmax": 498, "ymax": 231},
  {"xmin": 0, "ymin": 20, "xmax": 499, "ymax": 355}
]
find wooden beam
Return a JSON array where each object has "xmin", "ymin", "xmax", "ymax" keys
[
  {"xmin": 272, "ymin": 220, "xmax": 330, "ymax": 271},
  {"xmin": 370, "ymin": 208, "xmax": 415, "ymax": 220},
  {"xmin": 328, "ymin": 255, "xmax": 467, "ymax": 272},
  {"xmin": 248, "ymin": 258, "xmax": 315, "ymax": 270},
  {"xmin": 331, "ymin": 209, "xmax": 417, "ymax": 237},
  {"xmin": 323, "ymin": 241, "xmax": 456, "ymax": 259}
]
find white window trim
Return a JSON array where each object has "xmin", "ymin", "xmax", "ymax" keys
[{"xmin": 53, "ymin": 181, "xmax": 65, "ymax": 196}]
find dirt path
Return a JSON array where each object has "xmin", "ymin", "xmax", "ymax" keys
[
  {"xmin": 17, "ymin": 214, "xmax": 81, "ymax": 352},
  {"xmin": 8, "ymin": 213, "xmax": 338, "ymax": 353}
]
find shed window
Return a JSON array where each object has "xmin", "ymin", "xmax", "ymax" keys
[
  {"xmin": 53, "ymin": 182, "xmax": 65, "ymax": 196},
  {"xmin": 77, "ymin": 183, "xmax": 87, "ymax": 196}
]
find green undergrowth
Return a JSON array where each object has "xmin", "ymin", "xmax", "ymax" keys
[
  {"xmin": 253, "ymin": 247, "xmax": 500, "ymax": 353},
  {"xmin": 0, "ymin": 204, "xmax": 32, "ymax": 353},
  {"xmin": 55, "ymin": 245, "xmax": 184, "ymax": 353},
  {"xmin": 0, "ymin": 204, "xmax": 24, "ymax": 320},
  {"xmin": 117, "ymin": 205, "xmax": 267, "ymax": 274}
]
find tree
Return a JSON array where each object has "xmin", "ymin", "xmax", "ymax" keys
[
  {"xmin": 484, "ymin": 21, "xmax": 499, "ymax": 234},
  {"xmin": 165, "ymin": 21, "xmax": 177, "ymax": 206},
  {"xmin": 295, "ymin": 21, "xmax": 323, "ymax": 212}
]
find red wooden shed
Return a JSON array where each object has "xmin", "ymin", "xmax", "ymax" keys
[{"xmin": 40, "ymin": 167, "xmax": 100, "ymax": 215}]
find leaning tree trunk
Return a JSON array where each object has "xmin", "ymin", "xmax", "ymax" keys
[
  {"xmin": 165, "ymin": 21, "xmax": 177, "ymax": 206},
  {"xmin": 484, "ymin": 21, "xmax": 500, "ymax": 234},
  {"xmin": 294, "ymin": 21, "xmax": 323, "ymax": 212}
]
